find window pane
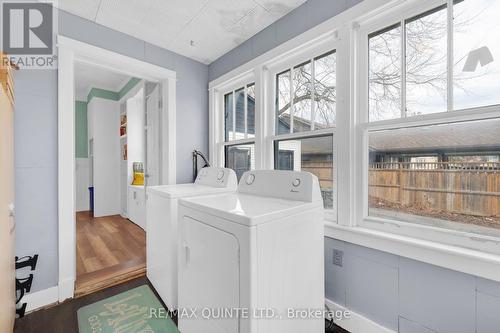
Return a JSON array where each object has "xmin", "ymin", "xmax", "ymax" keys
[
  {"xmin": 454, "ymin": 0, "xmax": 500, "ymax": 110},
  {"xmin": 405, "ymin": 6, "xmax": 447, "ymax": 116},
  {"xmin": 247, "ymin": 84, "xmax": 255, "ymax": 138},
  {"xmin": 234, "ymin": 88, "xmax": 245, "ymax": 140},
  {"xmin": 275, "ymin": 135, "xmax": 334, "ymax": 209},
  {"xmin": 369, "ymin": 24, "xmax": 402, "ymax": 121},
  {"xmin": 224, "ymin": 92, "xmax": 233, "ymax": 141},
  {"xmin": 292, "ymin": 61, "xmax": 313, "ymax": 133},
  {"xmin": 225, "ymin": 143, "xmax": 255, "ymax": 181},
  {"xmin": 368, "ymin": 118, "xmax": 500, "ymax": 235},
  {"xmin": 276, "ymin": 70, "xmax": 291, "ymax": 135},
  {"xmin": 314, "ymin": 51, "xmax": 336, "ymax": 128}
]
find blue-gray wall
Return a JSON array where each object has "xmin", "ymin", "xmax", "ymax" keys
[
  {"xmin": 14, "ymin": 10, "xmax": 209, "ymax": 292},
  {"xmin": 208, "ymin": 0, "xmax": 500, "ymax": 332}
]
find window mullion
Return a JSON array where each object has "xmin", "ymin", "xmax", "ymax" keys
[
  {"xmin": 244, "ymin": 85, "xmax": 248, "ymax": 139},
  {"xmin": 232, "ymin": 90, "xmax": 236, "ymax": 140},
  {"xmin": 311, "ymin": 58, "xmax": 316, "ymax": 131},
  {"xmin": 401, "ymin": 19, "xmax": 406, "ymax": 119},
  {"xmin": 447, "ymin": 0, "xmax": 454, "ymax": 112},
  {"xmin": 290, "ymin": 67, "xmax": 295, "ymax": 134}
]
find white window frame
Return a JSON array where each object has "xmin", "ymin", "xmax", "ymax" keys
[
  {"xmin": 265, "ymin": 40, "xmax": 343, "ymax": 222},
  {"xmin": 354, "ymin": 0, "xmax": 500, "ymax": 256},
  {"xmin": 210, "ymin": 73, "xmax": 256, "ymax": 167},
  {"xmin": 208, "ymin": 0, "xmax": 500, "ymax": 282}
]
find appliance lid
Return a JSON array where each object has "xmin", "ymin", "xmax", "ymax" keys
[
  {"xmin": 147, "ymin": 183, "xmax": 235, "ymax": 199},
  {"xmin": 179, "ymin": 193, "xmax": 323, "ymax": 226}
]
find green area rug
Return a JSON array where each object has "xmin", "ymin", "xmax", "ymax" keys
[{"xmin": 77, "ymin": 285, "xmax": 179, "ymax": 333}]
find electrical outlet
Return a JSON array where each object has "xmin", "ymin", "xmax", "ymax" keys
[{"xmin": 332, "ymin": 249, "xmax": 343, "ymax": 267}]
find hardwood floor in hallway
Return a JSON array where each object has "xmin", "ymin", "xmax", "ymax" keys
[{"xmin": 75, "ymin": 211, "xmax": 146, "ymax": 297}]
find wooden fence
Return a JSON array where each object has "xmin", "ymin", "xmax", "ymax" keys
[
  {"xmin": 369, "ymin": 162, "xmax": 500, "ymax": 217},
  {"xmin": 302, "ymin": 161, "xmax": 334, "ymax": 209}
]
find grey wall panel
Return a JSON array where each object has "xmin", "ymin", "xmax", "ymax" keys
[
  {"xmin": 399, "ymin": 317, "xmax": 438, "ymax": 333},
  {"xmin": 14, "ymin": 72, "xmax": 58, "ymax": 169},
  {"xmin": 57, "ymin": 12, "xmax": 102, "ymax": 48},
  {"xmin": 208, "ymin": 0, "xmax": 364, "ymax": 81},
  {"xmin": 249, "ymin": 24, "xmax": 277, "ymax": 59},
  {"xmin": 14, "ymin": 167, "xmax": 58, "ymax": 291},
  {"xmin": 345, "ymin": 241, "xmax": 399, "ymax": 268},
  {"xmin": 346, "ymin": 251, "xmax": 399, "ymax": 331},
  {"xmin": 477, "ymin": 277, "xmax": 500, "ymax": 298},
  {"xmin": 324, "ymin": 239, "xmax": 399, "ymax": 330},
  {"xmin": 275, "ymin": 3, "xmax": 315, "ymax": 47},
  {"xmin": 14, "ymin": 69, "xmax": 58, "ymax": 98},
  {"xmin": 172, "ymin": 55, "xmax": 209, "ymax": 183},
  {"xmin": 14, "ymin": 70, "xmax": 59, "ymax": 291},
  {"xmin": 324, "ymin": 238, "xmax": 348, "ymax": 306},
  {"xmin": 476, "ymin": 292, "xmax": 500, "ymax": 333},
  {"xmin": 144, "ymin": 42, "xmax": 175, "ymax": 70},
  {"xmin": 304, "ymin": 0, "xmax": 353, "ymax": 28},
  {"xmin": 15, "ymin": 10, "xmax": 209, "ymax": 292},
  {"xmin": 398, "ymin": 258, "xmax": 476, "ymax": 333},
  {"xmin": 59, "ymin": 11, "xmax": 145, "ymax": 60}
]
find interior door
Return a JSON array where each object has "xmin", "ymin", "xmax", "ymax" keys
[
  {"xmin": 145, "ymin": 83, "xmax": 161, "ymax": 187},
  {"xmin": 0, "ymin": 81, "xmax": 16, "ymax": 332},
  {"xmin": 179, "ymin": 217, "xmax": 240, "ymax": 333}
]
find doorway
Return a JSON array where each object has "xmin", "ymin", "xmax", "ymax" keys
[
  {"xmin": 73, "ymin": 62, "xmax": 163, "ymax": 296},
  {"xmin": 57, "ymin": 36, "xmax": 176, "ymax": 302}
]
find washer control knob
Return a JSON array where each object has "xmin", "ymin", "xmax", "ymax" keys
[
  {"xmin": 217, "ymin": 170, "xmax": 225, "ymax": 180},
  {"xmin": 246, "ymin": 174, "xmax": 255, "ymax": 185},
  {"xmin": 292, "ymin": 178, "xmax": 301, "ymax": 187}
]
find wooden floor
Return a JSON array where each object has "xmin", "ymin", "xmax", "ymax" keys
[
  {"xmin": 15, "ymin": 276, "xmax": 349, "ymax": 333},
  {"xmin": 75, "ymin": 211, "xmax": 146, "ymax": 297}
]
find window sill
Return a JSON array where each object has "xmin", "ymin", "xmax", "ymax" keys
[{"xmin": 324, "ymin": 222, "xmax": 500, "ymax": 283}]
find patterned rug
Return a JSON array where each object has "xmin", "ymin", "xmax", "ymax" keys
[{"xmin": 77, "ymin": 285, "xmax": 179, "ymax": 333}]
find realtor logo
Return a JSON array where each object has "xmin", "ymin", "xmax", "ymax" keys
[
  {"xmin": 2, "ymin": 2, "xmax": 53, "ymax": 54},
  {"xmin": 1, "ymin": 1, "xmax": 57, "ymax": 69}
]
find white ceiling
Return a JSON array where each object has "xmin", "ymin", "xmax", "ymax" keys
[
  {"xmin": 74, "ymin": 61, "xmax": 131, "ymax": 101},
  {"xmin": 55, "ymin": 0, "xmax": 307, "ymax": 64}
]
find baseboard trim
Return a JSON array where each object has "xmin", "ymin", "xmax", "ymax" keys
[
  {"xmin": 58, "ymin": 277, "xmax": 75, "ymax": 302},
  {"xmin": 325, "ymin": 299, "xmax": 396, "ymax": 333},
  {"xmin": 23, "ymin": 286, "xmax": 59, "ymax": 313}
]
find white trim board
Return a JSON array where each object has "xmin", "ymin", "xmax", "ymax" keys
[
  {"xmin": 325, "ymin": 299, "xmax": 395, "ymax": 333},
  {"xmin": 23, "ymin": 286, "xmax": 59, "ymax": 313},
  {"xmin": 57, "ymin": 35, "xmax": 177, "ymax": 302}
]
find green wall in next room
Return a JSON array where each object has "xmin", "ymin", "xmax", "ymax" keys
[
  {"xmin": 87, "ymin": 77, "xmax": 141, "ymax": 103},
  {"xmin": 75, "ymin": 101, "xmax": 88, "ymax": 158},
  {"xmin": 76, "ymin": 78, "xmax": 140, "ymax": 158}
]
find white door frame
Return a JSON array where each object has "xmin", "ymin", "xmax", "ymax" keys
[{"xmin": 57, "ymin": 35, "xmax": 177, "ymax": 302}]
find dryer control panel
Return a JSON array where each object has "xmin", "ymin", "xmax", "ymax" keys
[
  {"xmin": 238, "ymin": 170, "xmax": 322, "ymax": 203},
  {"xmin": 195, "ymin": 167, "xmax": 238, "ymax": 189}
]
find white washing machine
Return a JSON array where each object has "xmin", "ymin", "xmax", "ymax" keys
[
  {"xmin": 177, "ymin": 170, "xmax": 325, "ymax": 333},
  {"xmin": 146, "ymin": 167, "xmax": 237, "ymax": 310}
]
